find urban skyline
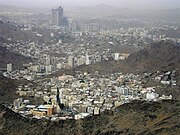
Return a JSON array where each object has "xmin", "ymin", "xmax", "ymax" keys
[{"xmin": 0, "ymin": 0, "xmax": 180, "ymax": 10}]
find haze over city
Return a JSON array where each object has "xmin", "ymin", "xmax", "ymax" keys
[
  {"xmin": 0, "ymin": 0, "xmax": 180, "ymax": 10},
  {"xmin": 0, "ymin": 0, "xmax": 180, "ymax": 134}
]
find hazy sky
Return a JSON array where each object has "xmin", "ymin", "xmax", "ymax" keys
[{"xmin": 0, "ymin": 0, "xmax": 180, "ymax": 9}]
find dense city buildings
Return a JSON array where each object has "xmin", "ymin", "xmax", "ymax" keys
[{"xmin": 0, "ymin": 4, "xmax": 179, "ymax": 121}]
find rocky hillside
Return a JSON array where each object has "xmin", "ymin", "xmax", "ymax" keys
[
  {"xmin": 0, "ymin": 20, "xmax": 33, "ymax": 43},
  {"xmin": 126, "ymin": 41, "xmax": 180, "ymax": 73},
  {"xmin": 0, "ymin": 75, "xmax": 18, "ymax": 104},
  {"xmin": 0, "ymin": 46, "xmax": 32, "ymax": 69},
  {"xmin": 0, "ymin": 20, "xmax": 51, "ymax": 44},
  {"xmin": 58, "ymin": 41, "xmax": 180, "ymax": 75},
  {"xmin": 0, "ymin": 100, "xmax": 179, "ymax": 135}
]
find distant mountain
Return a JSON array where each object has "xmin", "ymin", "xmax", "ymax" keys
[
  {"xmin": 68, "ymin": 4, "xmax": 130, "ymax": 18},
  {"xmin": 133, "ymin": 8, "xmax": 180, "ymax": 22},
  {"xmin": 81, "ymin": 4, "xmax": 129, "ymax": 12},
  {"xmin": 0, "ymin": 100, "xmax": 179, "ymax": 135},
  {"xmin": 68, "ymin": 5, "xmax": 180, "ymax": 22},
  {"xmin": 157, "ymin": 8, "xmax": 180, "ymax": 21},
  {"xmin": 0, "ymin": 5, "xmax": 22, "ymax": 12},
  {"xmin": 0, "ymin": 4, "xmax": 50, "ymax": 13}
]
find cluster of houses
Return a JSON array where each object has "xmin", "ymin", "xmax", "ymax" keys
[{"xmin": 12, "ymin": 71, "xmax": 173, "ymax": 120}]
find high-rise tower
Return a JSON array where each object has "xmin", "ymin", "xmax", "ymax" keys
[{"xmin": 51, "ymin": 6, "xmax": 68, "ymax": 26}]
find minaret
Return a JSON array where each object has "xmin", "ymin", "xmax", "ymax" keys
[
  {"xmin": 56, "ymin": 87, "xmax": 61, "ymax": 107},
  {"xmin": 86, "ymin": 52, "xmax": 90, "ymax": 65}
]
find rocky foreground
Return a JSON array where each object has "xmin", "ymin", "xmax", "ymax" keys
[{"xmin": 0, "ymin": 100, "xmax": 180, "ymax": 135}]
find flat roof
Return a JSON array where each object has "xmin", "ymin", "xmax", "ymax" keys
[
  {"xmin": 26, "ymin": 105, "xmax": 36, "ymax": 108},
  {"xmin": 38, "ymin": 105, "xmax": 53, "ymax": 109}
]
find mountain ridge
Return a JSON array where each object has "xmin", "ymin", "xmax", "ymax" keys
[{"xmin": 126, "ymin": 41, "xmax": 180, "ymax": 73}]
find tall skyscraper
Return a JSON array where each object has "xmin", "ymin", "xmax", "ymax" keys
[
  {"xmin": 51, "ymin": 6, "xmax": 68, "ymax": 26},
  {"xmin": 51, "ymin": 9, "xmax": 59, "ymax": 26}
]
